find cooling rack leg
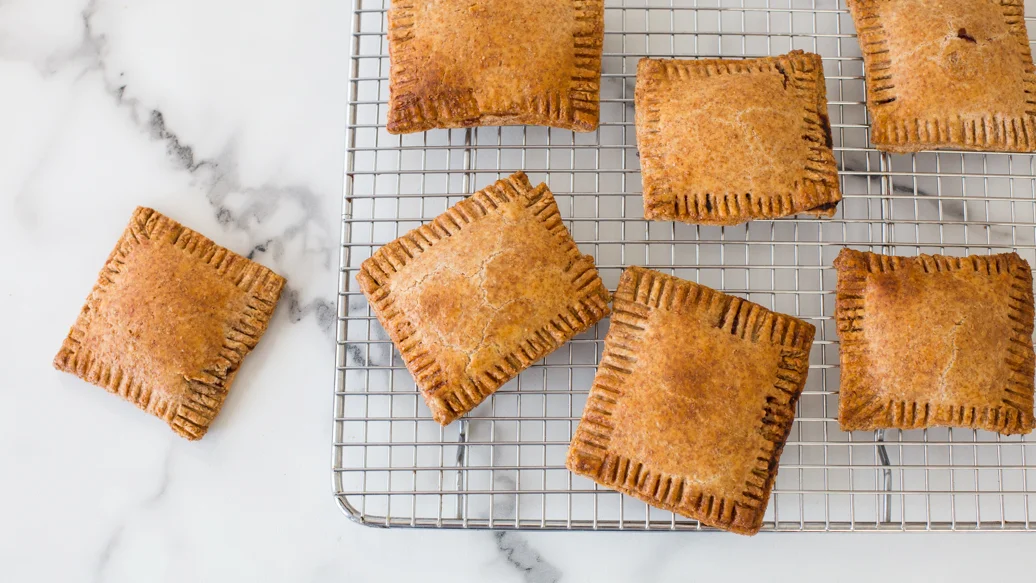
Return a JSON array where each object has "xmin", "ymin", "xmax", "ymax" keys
[
  {"xmin": 875, "ymin": 152, "xmax": 895, "ymax": 525},
  {"xmin": 455, "ymin": 419, "xmax": 469, "ymax": 521},
  {"xmin": 876, "ymin": 429, "xmax": 893, "ymax": 523}
]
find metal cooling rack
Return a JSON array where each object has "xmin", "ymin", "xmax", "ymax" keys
[{"xmin": 333, "ymin": 0, "xmax": 1036, "ymax": 531}]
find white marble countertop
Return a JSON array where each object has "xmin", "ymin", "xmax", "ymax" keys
[{"xmin": 2, "ymin": 1, "xmax": 1034, "ymax": 581}]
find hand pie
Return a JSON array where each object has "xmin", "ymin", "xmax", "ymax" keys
[
  {"xmin": 835, "ymin": 249, "xmax": 1035, "ymax": 434},
  {"xmin": 635, "ymin": 51, "xmax": 841, "ymax": 225},
  {"xmin": 386, "ymin": 0, "xmax": 604, "ymax": 134},
  {"xmin": 849, "ymin": 0, "xmax": 1036, "ymax": 153},
  {"xmin": 567, "ymin": 266, "xmax": 815, "ymax": 535},
  {"xmin": 54, "ymin": 207, "xmax": 286, "ymax": 440},
  {"xmin": 357, "ymin": 172, "xmax": 610, "ymax": 425}
]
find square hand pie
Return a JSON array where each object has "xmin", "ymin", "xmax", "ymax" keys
[
  {"xmin": 635, "ymin": 51, "xmax": 841, "ymax": 226},
  {"xmin": 54, "ymin": 207, "xmax": 285, "ymax": 440},
  {"xmin": 849, "ymin": 0, "xmax": 1036, "ymax": 153},
  {"xmin": 357, "ymin": 172, "xmax": 610, "ymax": 425},
  {"xmin": 386, "ymin": 0, "xmax": 604, "ymax": 134},
  {"xmin": 567, "ymin": 266, "xmax": 815, "ymax": 535},
  {"xmin": 835, "ymin": 249, "xmax": 1035, "ymax": 434}
]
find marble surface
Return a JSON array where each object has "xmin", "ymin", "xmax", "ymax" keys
[{"xmin": 1, "ymin": 1, "xmax": 1034, "ymax": 581}]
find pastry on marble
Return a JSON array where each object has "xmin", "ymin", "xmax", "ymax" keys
[
  {"xmin": 357, "ymin": 171, "xmax": 610, "ymax": 425},
  {"xmin": 849, "ymin": 0, "xmax": 1036, "ymax": 153},
  {"xmin": 386, "ymin": 0, "xmax": 604, "ymax": 134},
  {"xmin": 567, "ymin": 266, "xmax": 815, "ymax": 535},
  {"xmin": 53, "ymin": 207, "xmax": 285, "ymax": 440},
  {"xmin": 635, "ymin": 51, "xmax": 841, "ymax": 226},
  {"xmin": 835, "ymin": 249, "xmax": 1035, "ymax": 434}
]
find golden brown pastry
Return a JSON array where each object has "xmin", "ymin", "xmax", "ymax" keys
[
  {"xmin": 849, "ymin": 0, "xmax": 1036, "ymax": 153},
  {"xmin": 386, "ymin": 0, "xmax": 604, "ymax": 134},
  {"xmin": 567, "ymin": 266, "xmax": 815, "ymax": 535},
  {"xmin": 835, "ymin": 248, "xmax": 1035, "ymax": 434},
  {"xmin": 357, "ymin": 171, "xmax": 610, "ymax": 425},
  {"xmin": 54, "ymin": 207, "xmax": 285, "ymax": 440},
  {"xmin": 635, "ymin": 51, "xmax": 841, "ymax": 226}
]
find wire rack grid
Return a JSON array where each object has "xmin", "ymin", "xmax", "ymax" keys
[{"xmin": 333, "ymin": 0, "xmax": 1036, "ymax": 531}]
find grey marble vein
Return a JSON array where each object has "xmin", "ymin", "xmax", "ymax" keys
[
  {"xmin": 284, "ymin": 286, "xmax": 336, "ymax": 335},
  {"xmin": 493, "ymin": 532, "xmax": 561, "ymax": 583},
  {"xmin": 93, "ymin": 445, "xmax": 174, "ymax": 582},
  {"xmin": 148, "ymin": 110, "xmax": 213, "ymax": 173},
  {"xmin": 246, "ymin": 239, "xmax": 274, "ymax": 260},
  {"xmin": 345, "ymin": 343, "xmax": 367, "ymax": 367},
  {"xmin": 92, "ymin": 523, "xmax": 124, "ymax": 583}
]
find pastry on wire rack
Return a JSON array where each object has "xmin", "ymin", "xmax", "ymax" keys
[
  {"xmin": 848, "ymin": 0, "xmax": 1036, "ymax": 153},
  {"xmin": 835, "ymin": 248, "xmax": 1035, "ymax": 434},
  {"xmin": 357, "ymin": 171, "xmax": 610, "ymax": 425},
  {"xmin": 635, "ymin": 50, "xmax": 842, "ymax": 226},
  {"xmin": 386, "ymin": 0, "xmax": 604, "ymax": 133},
  {"xmin": 568, "ymin": 266, "xmax": 815, "ymax": 535}
]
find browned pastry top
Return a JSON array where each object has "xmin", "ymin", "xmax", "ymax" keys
[
  {"xmin": 835, "ymin": 249, "xmax": 1035, "ymax": 434},
  {"xmin": 358, "ymin": 172, "xmax": 610, "ymax": 425},
  {"xmin": 568, "ymin": 266, "xmax": 815, "ymax": 535},
  {"xmin": 54, "ymin": 207, "xmax": 285, "ymax": 440},
  {"xmin": 849, "ymin": 0, "xmax": 1036, "ymax": 152},
  {"xmin": 387, "ymin": 0, "xmax": 604, "ymax": 133},
  {"xmin": 635, "ymin": 51, "xmax": 841, "ymax": 225}
]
